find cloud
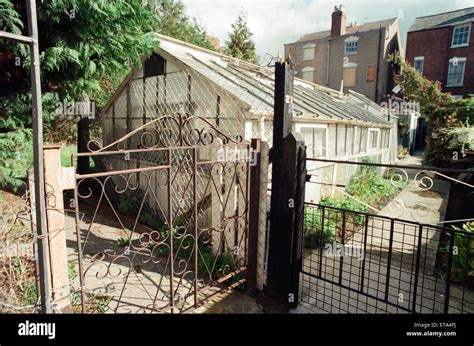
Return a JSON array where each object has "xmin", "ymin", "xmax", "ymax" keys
[{"xmin": 182, "ymin": 0, "xmax": 472, "ymax": 60}]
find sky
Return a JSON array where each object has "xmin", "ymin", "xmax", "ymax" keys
[{"xmin": 182, "ymin": 0, "xmax": 473, "ymax": 63}]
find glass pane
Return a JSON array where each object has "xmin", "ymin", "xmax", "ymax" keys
[
  {"xmin": 453, "ymin": 26, "xmax": 469, "ymax": 45},
  {"xmin": 360, "ymin": 127, "xmax": 368, "ymax": 152},
  {"xmin": 300, "ymin": 128, "xmax": 314, "ymax": 158},
  {"xmin": 448, "ymin": 61, "xmax": 465, "ymax": 85},
  {"xmin": 314, "ymin": 128, "xmax": 326, "ymax": 157}
]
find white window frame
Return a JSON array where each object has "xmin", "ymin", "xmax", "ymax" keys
[
  {"xmin": 344, "ymin": 36, "xmax": 359, "ymax": 55},
  {"xmin": 353, "ymin": 126, "xmax": 359, "ymax": 154},
  {"xmin": 367, "ymin": 128, "xmax": 380, "ymax": 152},
  {"xmin": 303, "ymin": 43, "xmax": 316, "ymax": 61},
  {"xmin": 446, "ymin": 57, "xmax": 467, "ymax": 87},
  {"xmin": 414, "ymin": 56, "xmax": 424, "ymax": 74},
  {"xmin": 451, "ymin": 24, "xmax": 471, "ymax": 48},
  {"xmin": 301, "ymin": 66, "xmax": 315, "ymax": 82},
  {"xmin": 295, "ymin": 123, "xmax": 328, "ymax": 158}
]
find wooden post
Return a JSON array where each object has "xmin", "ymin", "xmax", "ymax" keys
[
  {"xmin": 265, "ymin": 58, "xmax": 306, "ymax": 309},
  {"xmin": 247, "ymin": 138, "xmax": 261, "ymax": 292},
  {"xmin": 77, "ymin": 117, "xmax": 90, "ymax": 175},
  {"xmin": 43, "ymin": 145, "xmax": 71, "ymax": 312}
]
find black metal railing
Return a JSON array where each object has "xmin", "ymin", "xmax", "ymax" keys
[{"xmin": 300, "ymin": 203, "xmax": 474, "ymax": 314}]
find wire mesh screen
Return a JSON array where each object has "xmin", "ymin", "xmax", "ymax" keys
[{"xmin": 99, "ymin": 65, "xmax": 274, "ymax": 222}]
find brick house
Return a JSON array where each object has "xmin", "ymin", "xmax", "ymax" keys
[
  {"xmin": 406, "ymin": 7, "xmax": 474, "ymax": 98},
  {"xmin": 284, "ymin": 5, "xmax": 403, "ymax": 104}
]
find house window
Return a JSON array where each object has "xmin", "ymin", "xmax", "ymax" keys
[
  {"xmin": 303, "ymin": 43, "xmax": 315, "ymax": 60},
  {"xmin": 366, "ymin": 64, "xmax": 376, "ymax": 82},
  {"xmin": 368, "ymin": 129, "xmax": 380, "ymax": 151},
  {"xmin": 301, "ymin": 67, "xmax": 315, "ymax": 82},
  {"xmin": 345, "ymin": 41, "xmax": 358, "ymax": 55},
  {"xmin": 451, "ymin": 24, "xmax": 471, "ymax": 47},
  {"xmin": 298, "ymin": 125, "xmax": 327, "ymax": 158},
  {"xmin": 414, "ymin": 57, "xmax": 424, "ymax": 74},
  {"xmin": 447, "ymin": 57, "xmax": 466, "ymax": 87},
  {"xmin": 343, "ymin": 67, "xmax": 357, "ymax": 87}
]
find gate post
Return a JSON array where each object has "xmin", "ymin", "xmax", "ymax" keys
[
  {"xmin": 265, "ymin": 58, "xmax": 306, "ymax": 310},
  {"xmin": 247, "ymin": 138, "xmax": 261, "ymax": 292},
  {"xmin": 43, "ymin": 145, "xmax": 71, "ymax": 312},
  {"xmin": 77, "ymin": 117, "xmax": 90, "ymax": 175}
]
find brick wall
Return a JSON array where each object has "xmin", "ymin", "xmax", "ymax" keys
[{"xmin": 406, "ymin": 24, "xmax": 474, "ymax": 97}]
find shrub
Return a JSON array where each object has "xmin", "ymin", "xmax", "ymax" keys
[
  {"xmin": 304, "ymin": 206, "xmax": 336, "ymax": 247},
  {"xmin": 346, "ymin": 162, "xmax": 404, "ymax": 209},
  {"xmin": 444, "ymin": 222, "xmax": 474, "ymax": 282}
]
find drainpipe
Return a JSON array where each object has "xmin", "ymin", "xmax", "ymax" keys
[
  {"xmin": 326, "ymin": 37, "xmax": 331, "ymax": 86},
  {"xmin": 375, "ymin": 25, "xmax": 382, "ymax": 103}
]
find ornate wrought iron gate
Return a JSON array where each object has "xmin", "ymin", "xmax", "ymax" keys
[{"xmin": 72, "ymin": 114, "xmax": 255, "ymax": 313}]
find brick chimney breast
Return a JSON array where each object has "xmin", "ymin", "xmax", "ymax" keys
[{"xmin": 331, "ymin": 5, "xmax": 346, "ymax": 37}]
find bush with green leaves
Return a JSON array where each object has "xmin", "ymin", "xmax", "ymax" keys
[
  {"xmin": 1, "ymin": 0, "xmax": 161, "ymax": 189},
  {"xmin": 304, "ymin": 206, "xmax": 336, "ymax": 247},
  {"xmin": 442, "ymin": 222, "xmax": 474, "ymax": 282},
  {"xmin": 304, "ymin": 160, "xmax": 405, "ymax": 247},
  {"xmin": 347, "ymin": 162, "xmax": 404, "ymax": 209}
]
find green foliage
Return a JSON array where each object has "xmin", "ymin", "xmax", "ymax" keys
[
  {"xmin": 347, "ymin": 162, "xmax": 403, "ymax": 208},
  {"xmin": 1, "ymin": 0, "xmax": 160, "ymax": 189},
  {"xmin": 10, "ymin": 256, "xmax": 38, "ymax": 306},
  {"xmin": 116, "ymin": 237, "xmax": 129, "ymax": 247},
  {"xmin": 60, "ymin": 145, "xmax": 76, "ymax": 167},
  {"xmin": 0, "ymin": 128, "xmax": 33, "ymax": 191},
  {"xmin": 71, "ymin": 292, "xmax": 111, "ymax": 313},
  {"xmin": 0, "ymin": 0, "xmax": 23, "ymax": 34},
  {"xmin": 443, "ymin": 124, "xmax": 474, "ymax": 157},
  {"xmin": 390, "ymin": 55, "xmax": 474, "ymax": 166},
  {"xmin": 304, "ymin": 161, "xmax": 406, "ymax": 247},
  {"xmin": 223, "ymin": 12, "xmax": 258, "ymax": 64},
  {"xmin": 304, "ymin": 196, "xmax": 369, "ymax": 246},
  {"xmin": 150, "ymin": 228, "xmax": 237, "ymax": 280},
  {"xmin": 443, "ymin": 222, "xmax": 474, "ymax": 282},
  {"xmin": 397, "ymin": 145, "xmax": 409, "ymax": 157},
  {"xmin": 153, "ymin": 0, "xmax": 215, "ymax": 50},
  {"xmin": 304, "ymin": 206, "xmax": 336, "ymax": 247}
]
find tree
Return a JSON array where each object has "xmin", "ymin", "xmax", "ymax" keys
[
  {"xmin": 152, "ymin": 0, "xmax": 215, "ymax": 51},
  {"xmin": 391, "ymin": 55, "xmax": 474, "ymax": 166},
  {"xmin": 0, "ymin": 0, "xmax": 216, "ymax": 190},
  {"xmin": 0, "ymin": 0, "xmax": 160, "ymax": 189},
  {"xmin": 224, "ymin": 12, "xmax": 258, "ymax": 64}
]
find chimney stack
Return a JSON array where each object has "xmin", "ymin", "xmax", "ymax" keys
[{"xmin": 331, "ymin": 5, "xmax": 346, "ymax": 37}]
